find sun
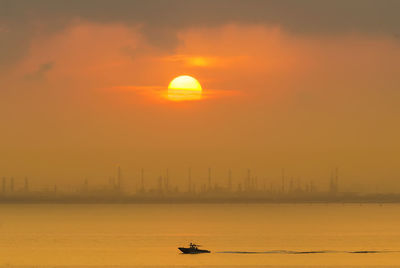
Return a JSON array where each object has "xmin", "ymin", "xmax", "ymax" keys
[{"xmin": 167, "ymin": 75, "xmax": 202, "ymax": 101}]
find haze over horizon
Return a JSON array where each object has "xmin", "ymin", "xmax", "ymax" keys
[{"xmin": 1, "ymin": 0, "xmax": 400, "ymax": 193}]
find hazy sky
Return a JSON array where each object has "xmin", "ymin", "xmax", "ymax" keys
[{"xmin": 1, "ymin": 0, "xmax": 400, "ymax": 191}]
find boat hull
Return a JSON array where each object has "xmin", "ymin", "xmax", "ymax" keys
[{"xmin": 179, "ymin": 247, "xmax": 211, "ymax": 254}]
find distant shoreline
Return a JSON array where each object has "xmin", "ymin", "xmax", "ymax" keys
[{"xmin": 0, "ymin": 198, "xmax": 398, "ymax": 204}]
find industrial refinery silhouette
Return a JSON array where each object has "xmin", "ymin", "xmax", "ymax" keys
[{"xmin": 0, "ymin": 167, "xmax": 398, "ymax": 203}]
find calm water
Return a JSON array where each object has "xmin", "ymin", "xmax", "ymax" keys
[{"xmin": 0, "ymin": 204, "xmax": 399, "ymax": 267}]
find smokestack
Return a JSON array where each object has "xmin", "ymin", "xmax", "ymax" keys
[{"xmin": 188, "ymin": 168, "xmax": 192, "ymax": 193}]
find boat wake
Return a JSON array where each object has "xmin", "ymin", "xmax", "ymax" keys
[{"xmin": 216, "ymin": 250, "xmax": 397, "ymax": 254}]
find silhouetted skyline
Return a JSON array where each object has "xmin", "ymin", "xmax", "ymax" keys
[{"xmin": 1, "ymin": 166, "xmax": 400, "ymax": 203}]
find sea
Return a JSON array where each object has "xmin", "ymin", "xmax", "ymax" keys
[{"xmin": 0, "ymin": 203, "xmax": 399, "ymax": 268}]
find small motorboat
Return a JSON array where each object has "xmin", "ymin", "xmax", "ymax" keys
[{"xmin": 179, "ymin": 243, "xmax": 211, "ymax": 254}]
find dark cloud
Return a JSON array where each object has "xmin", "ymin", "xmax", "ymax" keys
[
  {"xmin": 24, "ymin": 62, "xmax": 54, "ymax": 81},
  {"xmin": 1, "ymin": 0, "xmax": 400, "ymax": 67}
]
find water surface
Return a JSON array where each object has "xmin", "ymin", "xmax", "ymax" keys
[{"xmin": 0, "ymin": 204, "xmax": 399, "ymax": 267}]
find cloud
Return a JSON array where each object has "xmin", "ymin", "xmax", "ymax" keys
[
  {"xmin": 1, "ymin": 0, "xmax": 400, "ymax": 68},
  {"xmin": 24, "ymin": 61, "xmax": 54, "ymax": 81},
  {"xmin": 162, "ymin": 54, "xmax": 221, "ymax": 67}
]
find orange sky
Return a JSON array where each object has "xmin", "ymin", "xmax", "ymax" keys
[{"xmin": 1, "ymin": 1, "xmax": 400, "ymax": 192}]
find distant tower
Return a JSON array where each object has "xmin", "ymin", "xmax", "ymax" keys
[
  {"xmin": 289, "ymin": 178, "xmax": 294, "ymax": 193},
  {"xmin": 110, "ymin": 177, "xmax": 116, "ymax": 190},
  {"xmin": 2, "ymin": 177, "xmax": 5, "ymax": 193},
  {"xmin": 201, "ymin": 183, "xmax": 206, "ymax": 193},
  {"xmin": 108, "ymin": 177, "xmax": 113, "ymax": 189},
  {"xmin": 263, "ymin": 178, "xmax": 267, "ymax": 191},
  {"xmin": 208, "ymin": 168, "xmax": 212, "ymax": 191},
  {"xmin": 296, "ymin": 177, "xmax": 301, "ymax": 191},
  {"xmin": 247, "ymin": 169, "xmax": 251, "ymax": 191},
  {"xmin": 310, "ymin": 180, "xmax": 315, "ymax": 192},
  {"xmin": 164, "ymin": 169, "xmax": 169, "ymax": 192},
  {"xmin": 158, "ymin": 176, "xmax": 163, "ymax": 193},
  {"xmin": 83, "ymin": 178, "xmax": 89, "ymax": 192},
  {"xmin": 117, "ymin": 166, "xmax": 122, "ymax": 191},
  {"xmin": 141, "ymin": 168, "xmax": 145, "ymax": 192},
  {"xmin": 329, "ymin": 168, "xmax": 339, "ymax": 194},
  {"xmin": 188, "ymin": 168, "xmax": 192, "ymax": 193},
  {"xmin": 335, "ymin": 167, "xmax": 339, "ymax": 193},
  {"xmin": 228, "ymin": 169, "xmax": 232, "ymax": 191},
  {"xmin": 192, "ymin": 183, "xmax": 196, "ymax": 193},
  {"xmin": 24, "ymin": 177, "xmax": 29, "ymax": 192},
  {"xmin": 10, "ymin": 177, "xmax": 14, "ymax": 193}
]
